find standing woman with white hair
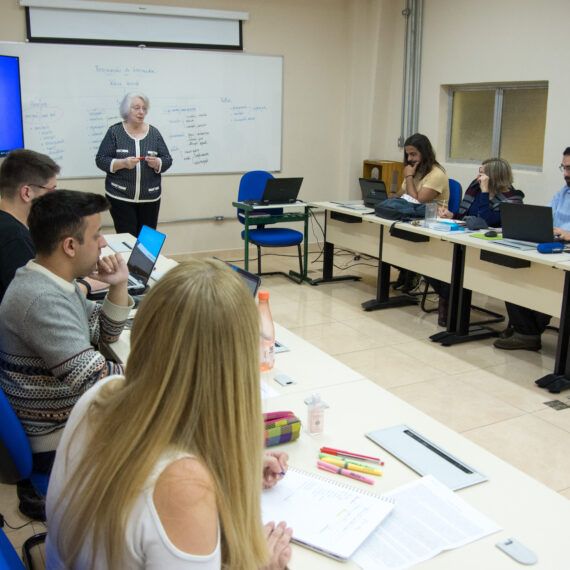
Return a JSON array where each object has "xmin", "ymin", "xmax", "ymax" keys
[{"xmin": 96, "ymin": 92, "xmax": 173, "ymax": 236}]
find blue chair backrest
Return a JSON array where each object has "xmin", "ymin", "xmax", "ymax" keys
[
  {"xmin": 448, "ymin": 178, "xmax": 462, "ymax": 214},
  {"xmin": 0, "ymin": 387, "xmax": 32, "ymax": 481},
  {"xmin": 0, "ymin": 522, "xmax": 26, "ymax": 569},
  {"xmin": 237, "ymin": 170, "xmax": 276, "ymax": 224}
]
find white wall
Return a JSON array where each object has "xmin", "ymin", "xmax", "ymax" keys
[
  {"xmin": 383, "ymin": 0, "xmax": 570, "ymax": 205},
  {"xmin": 2, "ymin": 0, "xmax": 568, "ymax": 253},
  {"xmin": 1, "ymin": 0, "xmax": 354, "ymax": 255}
]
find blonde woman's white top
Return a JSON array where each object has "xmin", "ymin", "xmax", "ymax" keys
[{"xmin": 45, "ymin": 376, "xmax": 222, "ymax": 569}]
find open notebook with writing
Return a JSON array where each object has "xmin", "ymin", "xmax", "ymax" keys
[{"xmin": 261, "ymin": 467, "xmax": 394, "ymax": 561}]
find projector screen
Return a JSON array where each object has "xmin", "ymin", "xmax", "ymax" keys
[{"xmin": 0, "ymin": 55, "xmax": 24, "ymax": 156}]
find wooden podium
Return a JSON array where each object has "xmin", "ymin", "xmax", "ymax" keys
[{"xmin": 363, "ymin": 160, "xmax": 404, "ymax": 196}]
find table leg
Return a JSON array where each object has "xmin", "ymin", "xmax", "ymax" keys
[
  {"xmin": 244, "ymin": 213, "xmax": 250, "ymax": 272},
  {"xmin": 309, "ymin": 211, "xmax": 361, "ymax": 286},
  {"xmin": 361, "ymin": 225, "xmax": 417, "ymax": 311},
  {"xmin": 430, "ymin": 243, "xmax": 499, "ymax": 345},
  {"xmin": 536, "ymin": 271, "xmax": 570, "ymax": 393}
]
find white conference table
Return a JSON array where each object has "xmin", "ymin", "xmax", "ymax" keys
[
  {"xmin": 104, "ymin": 238, "xmax": 570, "ymax": 569},
  {"xmin": 309, "ymin": 202, "xmax": 570, "ymax": 390}
]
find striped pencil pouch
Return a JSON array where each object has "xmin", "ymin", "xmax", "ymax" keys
[{"xmin": 264, "ymin": 411, "xmax": 301, "ymax": 447}]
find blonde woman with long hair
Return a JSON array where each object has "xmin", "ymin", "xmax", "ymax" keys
[{"xmin": 45, "ymin": 259, "xmax": 292, "ymax": 569}]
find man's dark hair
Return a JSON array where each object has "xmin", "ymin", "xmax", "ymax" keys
[
  {"xmin": 0, "ymin": 149, "xmax": 60, "ymax": 200},
  {"xmin": 28, "ymin": 190, "xmax": 109, "ymax": 256},
  {"xmin": 403, "ymin": 133, "xmax": 444, "ymax": 179},
  {"xmin": 563, "ymin": 147, "xmax": 570, "ymax": 156}
]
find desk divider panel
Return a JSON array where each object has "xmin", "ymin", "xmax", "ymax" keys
[{"xmin": 464, "ymin": 248, "xmax": 564, "ymax": 316}]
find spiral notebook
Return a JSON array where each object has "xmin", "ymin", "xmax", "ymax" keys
[{"xmin": 261, "ymin": 467, "xmax": 394, "ymax": 561}]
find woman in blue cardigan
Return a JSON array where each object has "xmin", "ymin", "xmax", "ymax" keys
[
  {"xmin": 433, "ymin": 158, "xmax": 523, "ymax": 326},
  {"xmin": 96, "ymin": 92, "xmax": 173, "ymax": 236}
]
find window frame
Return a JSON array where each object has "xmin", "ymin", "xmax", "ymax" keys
[{"xmin": 446, "ymin": 82, "xmax": 548, "ymax": 172}]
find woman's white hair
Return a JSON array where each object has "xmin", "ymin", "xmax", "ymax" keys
[{"xmin": 119, "ymin": 92, "xmax": 150, "ymax": 120}]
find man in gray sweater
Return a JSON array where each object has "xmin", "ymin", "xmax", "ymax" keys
[{"xmin": 0, "ymin": 190, "xmax": 133, "ymax": 479}]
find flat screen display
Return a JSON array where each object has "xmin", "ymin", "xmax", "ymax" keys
[{"xmin": 0, "ymin": 55, "xmax": 24, "ymax": 157}]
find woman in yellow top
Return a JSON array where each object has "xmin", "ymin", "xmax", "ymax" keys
[
  {"xmin": 397, "ymin": 133, "xmax": 449, "ymax": 205},
  {"xmin": 393, "ymin": 133, "xmax": 449, "ymax": 292}
]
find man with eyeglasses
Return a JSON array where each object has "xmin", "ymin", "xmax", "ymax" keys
[
  {"xmin": 494, "ymin": 146, "xmax": 570, "ymax": 351},
  {"xmin": 0, "ymin": 148, "xmax": 59, "ymax": 519},
  {"xmin": 0, "ymin": 149, "xmax": 59, "ymax": 303}
]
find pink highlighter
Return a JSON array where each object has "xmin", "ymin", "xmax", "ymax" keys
[{"xmin": 317, "ymin": 460, "xmax": 374, "ymax": 485}]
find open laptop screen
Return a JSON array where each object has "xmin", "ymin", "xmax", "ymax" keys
[
  {"xmin": 216, "ymin": 258, "xmax": 261, "ymax": 296},
  {"xmin": 500, "ymin": 203, "xmax": 554, "ymax": 244},
  {"xmin": 128, "ymin": 225, "xmax": 166, "ymax": 284}
]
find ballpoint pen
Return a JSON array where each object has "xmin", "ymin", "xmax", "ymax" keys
[
  {"xmin": 319, "ymin": 455, "xmax": 382, "ymax": 476},
  {"xmin": 317, "ymin": 460, "xmax": 374, "ymax": 485},
  {"xmin": 320, "ymin": 446, "xmax": 384, "ymax": 466}
]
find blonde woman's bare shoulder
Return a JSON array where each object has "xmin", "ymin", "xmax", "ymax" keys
[{"xmin": 153, "ymin": 456, "xmax": 218, "ymax": 555}]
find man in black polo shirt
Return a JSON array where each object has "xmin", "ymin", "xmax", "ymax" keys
[
  {"xmin": 0, "ymin": 148, "xmax": 59, "ymax": 520},
  {"xmin": 0, "ymin": 149, "xmax": 60, "ymax": 302}
]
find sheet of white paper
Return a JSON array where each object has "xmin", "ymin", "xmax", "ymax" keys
[
  {"xmin": 106, "ymin": 240, "xmax": 132, "ymax": 253},
  {"xmin": 261, "ymin": 381, "xmax": 279, "ymax": 399},
  {"xmin": 352, "ymin": 475, "xmax": 501, "ymax": 570},
  {"xmin": 262, "ymin": 468, "xmax": 394, "ymax": 561}
]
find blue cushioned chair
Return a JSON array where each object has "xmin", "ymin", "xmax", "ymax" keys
[
  {"xmin": 448, "ymin": 178, "xmax": 462, "ymax": 214},
  {"xmin": 237, "ymin": 171, "xmax": 304, "ymax": 282},
  {"xmin": 0, "ymin": 388, "xmax": 48, "ymax": 568},
  {"xmin": 0, "ymin": 527, "xmax": 26, "ymax": 570}
]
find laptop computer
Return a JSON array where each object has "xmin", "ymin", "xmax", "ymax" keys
[
  {"xmin": 216, "ymin": 258, "xmax": 261, "ymax": 296},
  {"xmin": 359, "ymin": 178, "xmax": 388, "ymax": 208},
  {"xmin": 89, "ymin": 225, "xmax": 166, "ymax": 299},
  {"xmin": 497, "ymin": 203, "xmax": 554, "ymax": 249},
  {"xmin": 243, "ymin": 177, "xmax": 303, "ymax": 206},
  {"xmin": 126, "ymin": 225, "xmax": 166, "ymax": 293}
]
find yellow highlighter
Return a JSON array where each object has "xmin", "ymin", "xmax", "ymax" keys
[
  {"xmin": 319, "ymin": 452, "xmax": 382, "ymax": 472},
  {"xmin": 320, "ymin": 455, "xmax": 382, "ymax": 476}
]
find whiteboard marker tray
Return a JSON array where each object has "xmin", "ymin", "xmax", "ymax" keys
[{"xmin": 366, "ymin": 424, "xmax": 488, "ymax": 490}]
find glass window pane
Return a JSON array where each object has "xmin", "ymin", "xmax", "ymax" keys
[
  {"xmin": 500, "ymin": 88, "xmax": 547, "ymax": 167},
  {"xmin": 449, "ymin": 90, "xmax": 494, "ymax": 161}
]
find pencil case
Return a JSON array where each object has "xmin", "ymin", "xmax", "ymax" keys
[{"xmin": 264, "ymin": 411, "xmax": 301, "ymax": 447}]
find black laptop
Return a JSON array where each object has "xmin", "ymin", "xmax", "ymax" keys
[
  {"xmin": 500, "ymin": 203, "xmax": 554, "ymax": 245},
  {"xmin": 359, "ymin": 178, "xmax": 388, "ymax": 208},
  {"xmin": 244, "ymin": 177, "xmax": 303, "ymax": 206},
  {"xmin": 216, "ymin": 258, "xmax": 261, "ymax": 296}
]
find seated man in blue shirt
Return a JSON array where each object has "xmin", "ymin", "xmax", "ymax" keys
[{"xmin": 494, "ymin": 146, "xmax": 570, "ymax": 351}]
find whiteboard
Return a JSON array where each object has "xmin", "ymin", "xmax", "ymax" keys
[{"xmin": 0, "ymin": 42, "xmax": 283, "ymax": 178}]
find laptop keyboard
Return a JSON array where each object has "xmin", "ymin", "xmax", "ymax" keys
[{"xmin": 242, "ymin": 199, "xmax": 261, "ymax": 205}]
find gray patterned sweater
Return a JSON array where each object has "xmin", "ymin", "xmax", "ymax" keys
[{"xmin": 0, "ymin": 261, "xmax": 132, "ymax": 453}]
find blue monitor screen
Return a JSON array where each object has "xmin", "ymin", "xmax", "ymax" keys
[{"xmin": 0, "ymin": 55, "xmax": 24, "ymax": 157}]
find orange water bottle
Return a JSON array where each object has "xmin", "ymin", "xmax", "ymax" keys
[{"xmin": 258, "ymin": 290, "xmax": 275, "ymax": 372}]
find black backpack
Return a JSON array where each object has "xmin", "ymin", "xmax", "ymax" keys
[{"xmin": 375, "ymin": 197, "xmax": 426, "ymax": 221}]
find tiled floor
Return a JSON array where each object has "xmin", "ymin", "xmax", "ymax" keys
[{"xmin": 3, "ymin": 243, "xmax": 569, "ymax": 564}]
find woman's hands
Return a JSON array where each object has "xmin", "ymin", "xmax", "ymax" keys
[
  {"xmin": 260, "ymin": 521, "xmax": 293, "ymax": 570},
  {"xmin": 263, "ymin": 451, "xmax": 289, "ymax": 490}
]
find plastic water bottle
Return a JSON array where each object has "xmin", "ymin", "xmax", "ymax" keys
[{"xmin": 258, "ymin": 290, "xmax": 275, "ymax": 372}]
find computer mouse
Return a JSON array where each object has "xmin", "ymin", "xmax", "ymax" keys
[{"xmin": 484, "ymin": 230, "xmax": 498, "ymax": 238}]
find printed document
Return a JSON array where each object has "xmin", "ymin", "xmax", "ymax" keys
[{"xmin": 352, "ymin": 475, "xmax": 501, "ymax": 569}]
